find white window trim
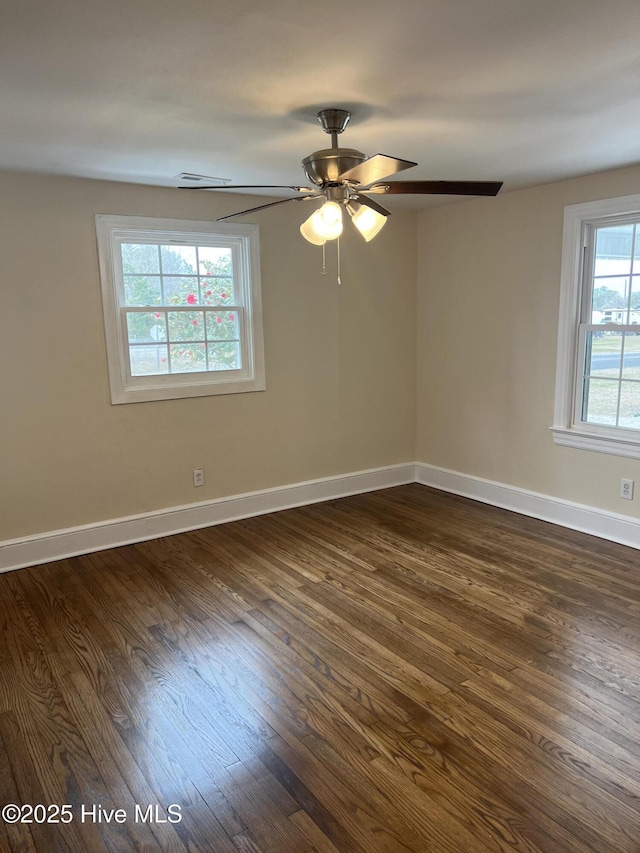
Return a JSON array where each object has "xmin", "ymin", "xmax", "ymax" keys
[
  {"xmin": 96, "ymin": 215, "xmax": 265, "ymax": 404},
  {"xmin": 552, "ymin": 193, "xmax": 640, "ymax": 459}
]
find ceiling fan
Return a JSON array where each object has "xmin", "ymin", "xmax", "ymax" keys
[{"xmin": 181, "ymin": 108, "xmax": 503, "ymax": 244}]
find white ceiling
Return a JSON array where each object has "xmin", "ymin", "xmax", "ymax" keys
[{"xmin": 2, "ymin": 0, "xmax": 640, "ymax": 209}]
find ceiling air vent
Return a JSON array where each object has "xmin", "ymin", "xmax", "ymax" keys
[{"xmin": 176, "ymin": 173, "xmax": 231, "ymax": 185}]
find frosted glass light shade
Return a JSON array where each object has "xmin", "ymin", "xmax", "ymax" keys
[
  {"xmin": 300, "ymin": 201, "xmax": 343, "ymax": 244},
  {"xmin": 351, "ymin": 204, "xmax": 387, "ymax": 241},
  {"xmin": 314, "ymin": 201, "xmax": 343, "ymax": 240},
  {"xmin": 300, "ymin": 213, "xmax": 326, "ymax": 245}
]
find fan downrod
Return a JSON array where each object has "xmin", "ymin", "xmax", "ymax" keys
[{"xmin": 317, "ymin": 109, "xmax": 351, "ymax": 148}]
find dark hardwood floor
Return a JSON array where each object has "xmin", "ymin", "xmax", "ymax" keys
[{"xmin": 1, "ymin": 484, "xmax": 639, "ymax": 852}]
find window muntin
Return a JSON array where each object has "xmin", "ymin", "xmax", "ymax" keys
[{"xmin": 96, "ymin": 216, "xmax": 264, "ymax": 404}]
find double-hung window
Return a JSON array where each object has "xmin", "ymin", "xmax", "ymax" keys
[
  {"xmin": 96, "ymin": 215, "xmax": 265, "ymax": 404},
  {"xmin": 553, "ymin": 194, "xmax": 640, "ymax": 458}
]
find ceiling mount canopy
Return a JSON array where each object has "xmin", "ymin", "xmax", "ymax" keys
[
  {"xmin": 181, "ymin": 108, "xmax": 503, "ymax": 245},
  {"xmin": 316, "ymin": 107, "xmax": 351, "ymax": 146}
]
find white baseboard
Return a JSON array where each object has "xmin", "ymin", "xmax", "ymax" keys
[
  {"xmin": 0, "ymin": 464, "xmax": 416, "ymax": 573},
  {"xmin": 416, "ymin": 462, "xmax": 640, "ymax": 550},
  {"xmin": 3, "ymin": 461, "xmax": 638, "ymax": 573}
]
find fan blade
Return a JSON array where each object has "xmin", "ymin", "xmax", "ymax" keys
[
  {"xmin": 181, "ymin": 184, "xmax": 315, "ymax": 192},
  {"xmin": 338, "ymin": 154, "xmax": 417, "ymax": 186},
  {"xmin": 351, "ymin": 194, "xmax": 392, "ymax": 217},
  {"xmin": 366, "ymin": 180, "xmax": 503, "ymax": 196},
  {"xmin": 216, "ymin": 195, "xmax": 317, "ymax": 222}
]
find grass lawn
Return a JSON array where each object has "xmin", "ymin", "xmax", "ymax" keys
[
  {"xmin": 586, "ymin": 332, "xmax": 640, "ymax": 428},
  {"xmin": 591, "ymin": 333, "xmax": 640, "ymax": 353}
]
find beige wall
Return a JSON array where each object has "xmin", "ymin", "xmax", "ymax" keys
[
  {"xmin": 416, "ymin": 163, "xmax": 640, "ymax": 519},
  {"xmin": 0, "ymin": 172, "xmax": 417, "ymax": 540},
  {"xmin": 4, "ymin": 161, "xmax": 640, "ymax": 545}
]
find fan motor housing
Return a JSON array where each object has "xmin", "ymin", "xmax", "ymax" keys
[{"xmin": 302, "ymin": 148, "xmax": 366, "ymax": 185}]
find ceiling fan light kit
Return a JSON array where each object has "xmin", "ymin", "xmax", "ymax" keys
[
  {"xmin": 182, "ymin": 107, "xmax": 503, "ymax": 264},
  {"xmin": 299, "ymin": 213, "xmax": 326, "ymax": 246},
  {"xmin": 300, "ymin": 199, "xmax": 344, "ymax": 244},
  {"xmin": 347, "ymin": 202, "xmax": 387, "ymax": 242}
]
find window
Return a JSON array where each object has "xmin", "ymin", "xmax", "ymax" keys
[
  {"xmin": 96, "ymin": 215, "xmax": 265, "ymax": 404},
  {"xmin": 553, "ymin": 194, "xmax": 640, "ymax": 458}
]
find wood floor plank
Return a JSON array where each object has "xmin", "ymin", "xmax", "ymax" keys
[
  {"xmin": 67, "ymin": 559, "xmax": 244, "ymax": 851},
  {"xmin": 505, "ymin": 663, "xmax": 640, "ymax": 755},
  {"xmin": 0, "ymin": 714, "xmax": 37, "ymax": 853},
  {"xmin": 437, "ymin": 689, "xmax": 638, "ymax": 851},
  {"xmin": 267, "ymin": 733, "xmax": 423, "ymax": 853},
  {"xmin": 1, "ymin": 484, "xmax": 639, "ymax": 851},
  {"xmin": 256, "ymin": 597, "xmax": 444, "ymax": 725},
  {"xmin": 287, "ymin": 809, "xmax": 343, "ymax": 853},
  {"xmin": 0, "ymin": 580, "xmax": 134, "ymax": 853},
  {"xmin": 269, "ymin": 582, "xmax": 452, "ymax": 701},
  {"xmin": 361, "ymin": 714, "xmax": 590, "ymax": 853},
  {"xmin": 464, "ymin": 666, "xmax": 640, "ymax": 787},
  {"xmin": 230, "ymin": 618, "xmax": 383, "ymax": 765}
]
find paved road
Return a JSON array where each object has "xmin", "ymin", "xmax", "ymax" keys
[{"xmin": 592, "ymin": 352, "xmax": 640, "ymax": 371}]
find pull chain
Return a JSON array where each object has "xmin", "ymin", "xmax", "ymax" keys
[{"xmin": 318, "ymin": 240, "xmax": 342, "ymax": 284}]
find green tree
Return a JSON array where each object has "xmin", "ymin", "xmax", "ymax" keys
[{"xmin": 592, "ymin": 286, "xmax": 626, "ymax": 310}]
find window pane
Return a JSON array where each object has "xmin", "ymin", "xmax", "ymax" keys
[
  {"xmin": 170, "ymin": 344, "xmax": 206, "ymax": 373},
  {"xmin": 124, "ymin": 275, "xmax": 161, "ymax": 306},
  {"xmin": 206, "ymin": 310, "xmax": 239, "ymax": 340},
  {"xmin": 583, "ymin": 378, "xmax": 620, "ymax": 426},
  {"xmin": 586, "ymin": 331, "xmax": 621, "ymax": 377},
  {"xmin": 168, "ymin": 311, "xmax": 205, "ymax": 342},
  {"xmin": 202, "ymin": 278, "xmax": 233, "ymax": 305},
  {"xmin": 594, "ymin": 224, "xmax": 633, "ymax": 278},
  {"xmin": 592, "ymin": 308, "xmax": 628, "ymax": 325},
  {"xmin": 618, "ymin": 382, "xmax": 640, "ymax": 429},
  {"xmin": 198, "ymin": 246, "xmax": 232, "ymax": 276},
  {"xmin": 160, "ymin": 245, "xmax": 197, "ymax": 274},
  {"xmin": 591, "ymin": 275, "xmax": 629, "ymax": 324},
  {"xmin": 207, "ymin": 342, "xmax": 241, "ymax": 371},
  {"xmin": 130, "ymin": 345, "xmax": 168, "ymax": 376},
  {"xmin": 121, "ymin": 243, "xmax": 160, "ymax": 274},
  {"xmin": 126, "ymin": 311, "xmax": 167, "ymax": 343},
  {"xmin": 622, "ymin": 332, "xmax": 640, "ymax": 379},
  {"xmin": 162, "ymin": 276, "xmax": 199, "ymax": 306}
]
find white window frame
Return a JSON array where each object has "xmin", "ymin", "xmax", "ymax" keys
[
  {"xmin": 96, "ymin": 215, "xmax": 265, "ymax": 404},
  {"xmin": 552, "ymin": 193, "xmax": 640, "ymax": 459}
]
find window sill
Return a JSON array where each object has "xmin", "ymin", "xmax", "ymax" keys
[
  {"xmin": 551, "ymin": 426, "xmax": 640, "ymax": 459},
  {"xmin": 111, "ymin": 374, "xmax": 266, "ymax": 404}
]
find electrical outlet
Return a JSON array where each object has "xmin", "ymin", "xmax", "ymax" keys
[
  {"xmin": 620, "ymin": 478, "xmax": 634, "ymax": 500},
  {"xmin": 193, "ymin": 468, "xmax": 204, "ymax": 487}
]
